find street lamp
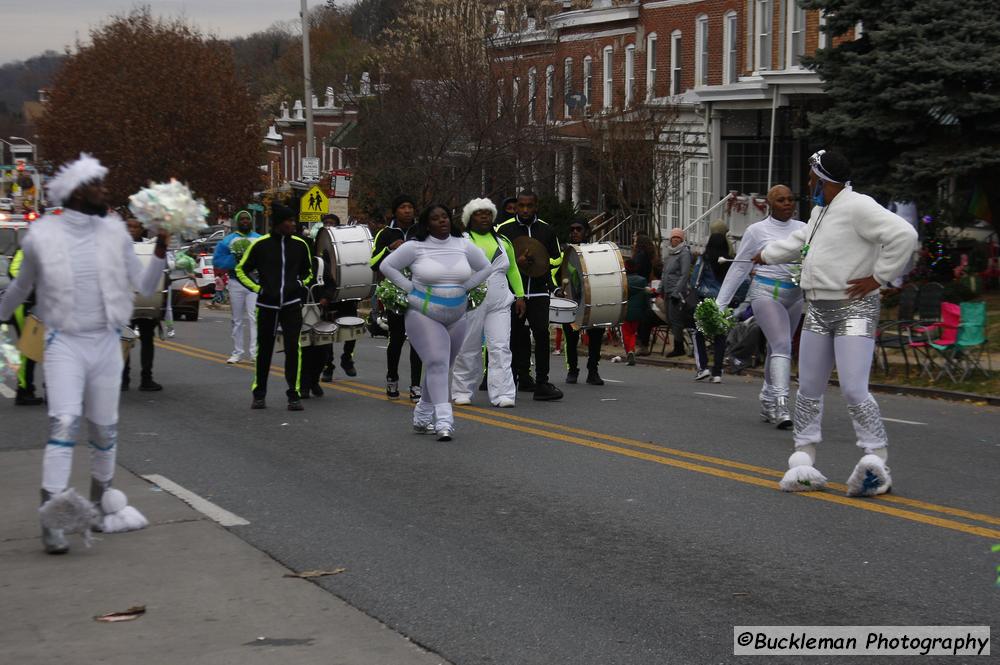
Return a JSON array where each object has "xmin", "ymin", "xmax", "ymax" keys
[{"xmin": 9, "ymin": 136, "xmax": 36, "ymax": 163}]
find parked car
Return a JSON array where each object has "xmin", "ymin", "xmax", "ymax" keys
[
  {"xmin": 193, "ymin": 254, "xmax": 215, "ymax": 298},
  {"xmin": 0, "ymin": 198, "xmax": 13, "ymax": 212}
]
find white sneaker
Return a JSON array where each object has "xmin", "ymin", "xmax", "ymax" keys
[
  {"xmin": 227, "ymin": 353, "xmax": 242, "ymax": 364},
  {"xmin": 711, "ymin": 375, "xmax": 722, "ymax": 384},
  {"xmin": 166, "ymin": 328, "xmax": 176, "ymax": 338},
  {"xmin": 494, "ymin": 397, "xmax": 515, "ymax": 408},
  {"xmin": 694, "ymin": 368, "xmax": 710, "ymax": 381},
  {"xmin": 453, "ymin": 395, "xmax": 471, "ymax": 405}
]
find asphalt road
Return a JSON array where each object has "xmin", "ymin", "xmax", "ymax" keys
[{"xmin": 4, "ymin": 309, "xmax": 998, "ymax": 664}]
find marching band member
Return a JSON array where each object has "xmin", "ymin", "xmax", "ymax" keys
[
  {"xmin": 561, "ymin": 219, "xmax": 605, "ymax": 386},
  {"xmin": 755, "ymin": 150, "xmax": 917, "ymax": 496},
  {"xmin": 121, "ymin": 217, "xmax": 163, "ymax": 391},
  {"xmin": 451, "ymin": 198, "xmax": 525, "ymax": 408},
  {"xmin": 236, "ymin": 204, "xmax": 313, "ymax": 411},
  {"xmin": 379, "ymin": 204, "xmax": 492, "ymax": 440},
  {"xmin": 370, "ymin": 195, "xmax": 423, "ymax": 400},
  {"xmin": 6, "ymin": 248, "xmax": 43, "ymax": 405},
  {"xmin": 714, "ymin": 184, "xmax": 805, "ymax": 427},
  {"xmin": 213, "ymin": 210, "xmax": 261, "ymax": 364},
  {"xmin": 0, "ymin": 153, "xmax": 165, "ymax": 553},
  {"xmin": 318, "ymin": 214, "xmax": 359, "ymax": 380}
]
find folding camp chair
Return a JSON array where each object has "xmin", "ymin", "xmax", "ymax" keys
[
  {"xmin": 950, "ymin": 301, "xmax": 990, "ymax": 380},
  {"xmin": 907, "ymin": 302, "xmax": 960, "ymax": 380},
  {"xmin": 875, "ymin": 283, "xmax": 920, "ymax": 376}
]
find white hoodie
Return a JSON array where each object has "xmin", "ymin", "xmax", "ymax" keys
[{"xmin": 761, "ymin": 186, "xmax": 917, "ymax": 301}]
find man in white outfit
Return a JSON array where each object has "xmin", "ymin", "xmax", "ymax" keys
[
  {"xmin": 213, "ymin": 211, "xmax": 260, "ymax": 363},
  {"xmin": 0, "ymin": 154, "xmax": 167, "ymax": 553},
  {"xmin": 451, "ymin": 198, "xmax": 526, "ymax": 407},
  {"xmin": 755, "ymin": 150, "xmax": 917, "ymax": 497}
]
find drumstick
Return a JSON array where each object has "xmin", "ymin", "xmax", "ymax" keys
[{"xmin": 717, "ymin": 257, "xmax": 800, "ymax": 265}]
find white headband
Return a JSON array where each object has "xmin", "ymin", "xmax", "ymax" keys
[{"xmin": 47, "ymin": 153, "xmax": 107, "ymax": 205}]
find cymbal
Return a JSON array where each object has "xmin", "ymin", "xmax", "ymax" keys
[{"xmin": 513, "ymin": 236, "xmax": 550, "ymax": 278}]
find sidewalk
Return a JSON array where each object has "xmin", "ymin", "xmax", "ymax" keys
[{"xmin": 0, "ymin": 450, "xmax": 449, "ymax": 665}]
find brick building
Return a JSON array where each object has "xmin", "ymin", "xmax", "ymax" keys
[{"xmin": 492, "ymin": 0, "xmax": 847, "ymax": 238}]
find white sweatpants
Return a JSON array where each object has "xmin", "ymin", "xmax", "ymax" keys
[
  {"xmin": 42, "ymin": 330, "xmax": 123, "ymax": 494},
  {"xmin": 451, "ymin": 302, "xmax": 515, "ymax": 405},
  {"xmin": 229, "ymin": 279, "xmax": 258, "ymax": 357}
]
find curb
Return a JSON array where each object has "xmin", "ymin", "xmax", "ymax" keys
[{"xmin": 600, "ymin": 351, "xmax": 1000, "ymax": 407}]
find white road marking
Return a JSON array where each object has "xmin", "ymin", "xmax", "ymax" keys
[
  {"xmin": 600, "ymin": 398, "xmax": 618, "ymax": 401},
  {"xmin": 694, "ymin": 392, "xmax": 737, "ymax": 400},
  {"xmin": 141, "ymin": 474, "xmax": 250, "ymax": 526},
  {"xmin": 0, "ymin": 383, "xmax": 15, "ymax": 399},
  {"xmin": 881, "ymin": 417, "xmax": 927, "ymax": 426},
  {"xmin": 603, "ymin": 379, "xmax": 624, "ymax": 383},
  {"xmin": 376, "ymin": 345, "xmax": 388, "ymax": 349}
]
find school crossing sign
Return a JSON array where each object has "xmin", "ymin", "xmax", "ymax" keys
[{"xmin": 299, "ymin": 185, "xmax": 328, "ymax": 223}]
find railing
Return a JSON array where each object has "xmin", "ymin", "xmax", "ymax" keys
[
  {"xmin": 596, "ymin": 212, "xmax": 657, "ymax": 250},
  {"xmin": 680, "ymin": 193, "xmax": 736, "ymax": 249}
]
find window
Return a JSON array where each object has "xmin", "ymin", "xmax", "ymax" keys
[
  {"xmin": 545, "ymin": 65, "xmax": 555, "ymax": 122},
  {"xmin": 583, "ymin": 56, "xmax": 593, "ymax": 108},
  {"xmin": 670, "ymin": 30, "xmax": 683, "ymax": 96},
  {"xmin": 625, "ymin": 44, "xmax": 636, "ymax": 106},
  {"xmin": 527, "ymin": 67, "xmax": 537, "ymax": 122},
  {"xmin": 602, "ymin": 46, "xmax": 614, "ymax": 109},
  {"xmin": 787, "ymin": 0, "xmax": 806, "ymax": 67},
  {"xmin": 646, "ymin": 33, "xmax": 658, "ymax": 100},
  {"xmin": 723, "ymin": 11, "xmax": 738, "ymax": 84},
  {"xmin": 563, "ymin": 57, "xmax": 573, "ymax": 117},
  {"xmin": 755, "ymin": 0, "xmax": 772, "ymax": 71},
  {"xmin": 687, "ymin": 160, "xmax": 711, "ymax": 225},
  {"xmin": 695, "ymin": 15, "xmax": 709, "ymax": 87},
  {"xmin": 725, "ymin": 140, "xmax": 792, "ymax": 194}
]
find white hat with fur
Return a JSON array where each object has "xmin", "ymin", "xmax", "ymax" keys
[
  {"xmin": 461, "ymin": 198, "xmax": 497, "ymax": 229},
  {"xmin": 47, "ymin": 153, "xmax": 108, "ymax": 205}
]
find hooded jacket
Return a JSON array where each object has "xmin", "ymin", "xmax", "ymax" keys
[
  {"xmin": 235, "ymin": 232, "xmax": 313, "ymax": 309},
  {"xmin": 494, "ymin": 215, "xmax": 563, "ymax": 297}
]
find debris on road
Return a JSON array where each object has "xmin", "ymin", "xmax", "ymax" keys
[
  {"xmin": 283, "ymin": 568, "xmax": 346, "ymax": 579},
  {"xmin": 94, "ymin": 605, "xmax": 146, "ymax": 622}
]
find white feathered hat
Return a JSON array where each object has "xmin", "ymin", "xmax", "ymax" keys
[
  {"xmin": 47, "ymin": 153, "xmax": 108, "ymax": 205},
  {"xmin": 461, "ymin": 198, "xmax": 497, "ymax": 228}
]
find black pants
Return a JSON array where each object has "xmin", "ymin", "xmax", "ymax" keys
[
  {"xmin": 693, "ymin": 331, "xmax": 727, "ymax": 376},
  {"xmin": 324, "ymin": 300, "xmax": 358, "ymax": 373},
  {"xmin": 563, "ymin": 324, "xmax": 604, "ymax": 373},
  {"xmin": 386, "ymin": 310, "xmax": 422, "ymax": 385},
  {"xmin": 302, "ymin": 343, "xmax": 331, "ymax": 390},
  {"xmin": 11, "ymin": 306, "xmax": 36, "ymax": 390},
  {"xmin": 123, "ymin": 318, "xmax": 157, "ymax": 383},
  {"xmin": 667, "ymin": 295, "xmax": 687, "ymax": 351},
  {"xmin": 254, "ymin": 305, "xmax": 303, "ymax": 400},
  {"xmin": 511, "ymin": 296, "xmax": 551, "ymax": 384}
]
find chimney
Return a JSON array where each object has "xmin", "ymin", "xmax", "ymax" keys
[{"xmin": 292, "ymin": 99, "xmax": 304, "ymax": 121}]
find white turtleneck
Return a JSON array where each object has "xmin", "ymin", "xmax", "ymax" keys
[{"xmin": 715, "ymin": 215, "xmax": 807, "ymax": 307}]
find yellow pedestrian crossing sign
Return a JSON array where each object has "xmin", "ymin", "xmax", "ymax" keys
[{"xmin": 299, "ymin": 185, "xmax": 328, "ymax": 223}]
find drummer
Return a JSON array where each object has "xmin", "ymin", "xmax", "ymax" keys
[
  {"xmin": 495, "ymin": 190, "xmax": 563, "ymax": 402},
  {"xmin": 317, "ymin": 214, "xmax": 360, "ymax": 381},
  {"xmin": 300, "ymin": 221, "xmax": 337, "ymax": 398},
  {"xmin": 561, "ymin": 219, "xmax": 605, "ymax": 386}
]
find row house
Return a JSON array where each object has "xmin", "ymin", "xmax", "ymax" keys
[{"xmin": 493, "ymin": 0, "xmax": 849, "ymax": 237}]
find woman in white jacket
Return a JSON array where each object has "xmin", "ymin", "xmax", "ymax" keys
[
  {"xmin": 451, "ymin": 199, "xmax": 526, "ymax": 408},
  {"xmin": 755, "ymin": 150, "xmax": 917, "ymax": 497}
]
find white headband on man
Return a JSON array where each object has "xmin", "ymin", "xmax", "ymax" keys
[{"xmin": 47, "ymin": 153, "xmax": 108, "ymax": 205}]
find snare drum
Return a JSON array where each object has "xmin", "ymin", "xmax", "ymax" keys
[
  {"xmin": 311, "ymin": 321, "xmax": 339, "ymax": 346},
  {"xmin": 548, "ymin": 297, "xmax": 579, "ymax": 324},
  {"xmin": 132, "ymin": 240, "xmax": 166, "ymax": 320},
  {"xmin": 315, "ymin": 226, "xmax": 375, "ymax": 302},
  {"xmin": 277, "ymin": 327, "xmax": 313, "ymax": 349},
  {"xmin": 562, "ymin": 242, "xmax": 628, "ymax": 327},
  {"xmin": 120, "ymin": 327, "xmax": 137, "ymax": 362},
  {"xmin": 333, "ymin": 316, "xmax": 366, "ymax": 342}
]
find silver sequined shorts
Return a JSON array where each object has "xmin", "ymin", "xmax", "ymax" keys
[{"xmin": 802, "ymin": 294, "xmax": 880, "ymax": 338}]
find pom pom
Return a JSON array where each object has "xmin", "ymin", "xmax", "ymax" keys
[
  {"xmin": 39, "ymin": 488, "xmax": 99, "ymax": 546},
  {"xmin": 229, "ymin": 237, "xmax": 252, "ymax": 259},
  {"xmin": 103, "ymin": 506, "xmax": 149, "ymax": 533},
  {"xmin": 0, "ymin": 324, "xmax": 21, "ymax": 386},
  {"xmin": 788, "ymin": 451, "xmax": 813, "ymax": 468},
  {"xmin": 693, "ymin": 298, "xmax": 735, "ymax": 337},
  {"xmin": 128, "ymin": 179, "xmax": 209, "ymax": 235},
  {"xmin": 173, "ymin": 250, "xmax": 197, "ymax": 273},
  {"xmin": 845, "ymin": 454, "xmax": 892, "ymax": 497},
  {"xmin": 376, "ymin": 276, "xmax": 409, "ymax": 315},
  {"xmin": 779, "ymin": 458, "xmax": 827, "ymax": 492},
  {"xmin": 101, "ymin": 488, "xmax": 128, "ymax": 514},
  {"xmin": 467, "ymin": 282, "xmax": 488, "ymax": 310}
]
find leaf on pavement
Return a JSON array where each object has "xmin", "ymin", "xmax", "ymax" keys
[
  {"xmin": 94, "ymin": 605, "xmax": 146, "ymax": 622},
  {"xmin": 284, "ymin": 568, "xmax": 346, "ymax": 579}
]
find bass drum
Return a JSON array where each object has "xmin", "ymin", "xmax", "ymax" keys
[
  {"xmin": 132, "ymin": 240, "xmax": 166, "ymax": 320},
  {"xmin": 561, "ymin": 242, "xmax": 628, "ymax": 327},
  {"xmin": 314, "ymin": 225, "xmax": 375, "ymax": 302}
]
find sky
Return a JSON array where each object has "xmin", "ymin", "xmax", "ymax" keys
[{"xmin": 0, "ymin": 1, "xmax": 314, "ymax": 65}]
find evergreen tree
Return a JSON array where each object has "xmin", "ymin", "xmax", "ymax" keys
[{"xmin": 799, "ymin": 0, "xmax": 1000, "ymax": 226}]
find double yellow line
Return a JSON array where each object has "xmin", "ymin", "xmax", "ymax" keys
[{"xmin": 157, "ymin": 338, "xmax": 1000, "ymax": 541}]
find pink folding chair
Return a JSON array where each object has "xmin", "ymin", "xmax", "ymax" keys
[{"xmin": 907, "ymin": 302, "xmax": 960, "ymax": 380}]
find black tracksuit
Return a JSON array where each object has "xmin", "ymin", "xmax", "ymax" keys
[{"xmin": 370, "ymin": 221, "xmax": 422, "ymax": 386}]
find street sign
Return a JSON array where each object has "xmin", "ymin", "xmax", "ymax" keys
[
  {"xmin": 332, "ymin": 171, "xmax": 351, "ymax": 198},
  {"xmin": 247, "ymin": 203, "xmax": 264, "ymax": 212},
  {"xmin": 301, "ymin": 157, "xmax": 320, "ymax": 180},
  {"xmin": 299, "ymin": 185, "xmax": 328, "ymax": 223}
]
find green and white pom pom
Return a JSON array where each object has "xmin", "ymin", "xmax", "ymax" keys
[
  {"xmin": 229, "ymin": 237, "xmax": 252, "ymax": 259},
  {"xmin": 467, "ymin": 282, "xmax": 488, "ymax": 310},
  {"xmin": 0, "ymin": 324, "xmax": 21, "ymax": 385},
  {"xmin": 694, "ymin": 298, "xmax": 735, "ymax": 338},
  {"xmin": 174, "ymin": 250, "xmax": 196, "ymax": 273},
  {"xmin": 376, "ymin": 279, "xmax": 409, "ymax": 315}
]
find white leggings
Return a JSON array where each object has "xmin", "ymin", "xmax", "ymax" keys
[
  {"xmin": 748, "ymin": 280, "xmax": 803, "ymax": 400},
  {"xmin": 42, "ymin": 330, "xmax": 123, "ymax": 494},
  {"xmin": 405, "ymin": 309, "xmax": 468, "ymax": 431}
]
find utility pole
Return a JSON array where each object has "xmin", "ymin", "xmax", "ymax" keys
[{"xmin": 301, "ymin": 0, "xmax": 315, "ymax": 160}]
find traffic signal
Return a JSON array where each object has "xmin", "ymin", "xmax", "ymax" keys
[{"xmin": 15, "ymin": 160, "xmax": 25, "ymax": 172}]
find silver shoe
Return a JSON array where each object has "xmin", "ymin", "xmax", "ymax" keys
[
  {"xmin": 774, "ymin": 396, "xmax": 793, "ymax": 430},
  {"xmin": 413, "ymin": 423, "xmax": 434, "ymax": 435},
  {"xmin": 436, "ymin": 429, "xmax": 453, "ymax": 441},
  {"xmin": 760, "ymin": 398, "xmax": 777, "ymax": 424},
  {"xmin": 40, "ymin": 489, "xmax": 69, "ymax": 555}
]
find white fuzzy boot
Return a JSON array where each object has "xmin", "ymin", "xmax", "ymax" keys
[
  {"xmin": 779, "ymin": 444, "xmax": 827, "ymax": 492},
  {"xmin": 846, "ymin": 450, "xmax": 892, "ymax": 497}
]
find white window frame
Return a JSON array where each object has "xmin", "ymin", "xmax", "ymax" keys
[
  {"xmin": 817, "ymin": 11, "xmax": 828, "ymax": 49},
  {"xmin": 545, "ymin": 64, "xmax": 555, "ymax": 122},
  {"xmin": 670, "ymin": 30, "xmax": 683, "ymax": 96},
  {"xmin": 786, "ymin": 0, "xmax": 806, "ymax": 68},
  {"xmin": 527, "ymin": 67, "xmax": 537, "ymax": 123},
  {"xmin": 695, "ymin": 15, "xmax": 709, "ymax": 87},
  {"xmin": 563, "ymin": 57, "xmax": 573, "ymax": 118},
  {"xmin": 602, "ymin": 45, "xmax": 614, "ymax": 110},
  {"xmin": 723, "ymin": 11, "xmax": 738, "ymax": 84},
  {"xmin": 583, "ymin": 56, "xmax": 593, "ymax": 110},
  {"xmin": 755, "ymin": 0, "xmax": 772, "ymax": 71},
  {"xmin": 625, "ymin": 44, "xmax": 636, "ymax": 106},
  {"xmin": 686, "ymin": 159, "xmax": 711, "ymax": 226},
  {"xmin": 646, "ymin": 33, "xmax": 658, "ymax": 101}
]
